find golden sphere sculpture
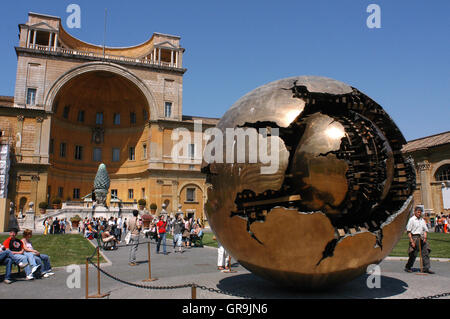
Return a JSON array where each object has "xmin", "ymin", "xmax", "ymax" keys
[{"xmin": 202, "ymin": 76, "xmax": 415, "ymax": 290}]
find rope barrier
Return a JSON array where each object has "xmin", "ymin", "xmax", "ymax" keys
[
  {"xmin": 84, "ymin": 233, "xmax": 450, "ymax": 300},
  {"xmin": 85, "ymin": 235, "xmax": 251, "ymax": 299}
]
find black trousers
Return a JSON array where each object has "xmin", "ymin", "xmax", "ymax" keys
[{"xmin": 405, "ymin": 235, "xmax": 431, "ymax": 270}]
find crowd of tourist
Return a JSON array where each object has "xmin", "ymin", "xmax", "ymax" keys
[
  {"xmin": 434, "ymin": 214, "xmax": 450, "ymax": 233},
  {"xmin": 43, "ymin": 217, "xmax": 70, "ymax": 235},
  {"xmin": 0, "ymin": 228, "xmax": 54, "ymax": 284}
]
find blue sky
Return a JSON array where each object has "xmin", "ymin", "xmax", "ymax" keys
[{"xmin": 0, "ymin": 0, "xmax": 448, "ymax": 141}]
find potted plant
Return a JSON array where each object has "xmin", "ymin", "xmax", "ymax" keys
[
  {"xmin": 70, "ymin": 215, "xmax": 82, "ymax": 228},
  {"xmin": 52, "ymin": 198, "xmax": 62, "ymax": 209},
  {"xmin": 138, "ymin": 198, "xmax": 147, "ymax": 210},
  {"xmin": 150, "ymin": 203, "xmax": 157, "ymax": 215},
  {"xmin": 38, "ymin": 202, "xmax": 48, "ymax": 215}
]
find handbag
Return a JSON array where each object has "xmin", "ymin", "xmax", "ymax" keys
[{"xmin": 124, "ymin": 231, "xmax": 131, "ymax": 244}]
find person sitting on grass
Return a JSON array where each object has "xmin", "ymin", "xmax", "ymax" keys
[
  {"xmin": 0, "ymin": 244, "xmax": 15, "ymax": 284},
  {"xmin": 21, "ymin": 229, "xmax": 54, "ymax": 278},
  {"xmin": 85, "ymin": 222, "xmax": 97, "ymax": 240},
  {"xmin": 2, "ymin": 228, "xmax": 39, "ymax": 280},
  {"xmin": 190, "ymin": 223, "xmax": 204, "ymax": 246}
]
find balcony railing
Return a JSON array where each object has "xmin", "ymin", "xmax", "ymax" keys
[{"xmin": 26, "ymin": 44, "xmax": 181, "ymax": 69}]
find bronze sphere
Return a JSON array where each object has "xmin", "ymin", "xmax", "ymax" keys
[{"xmin": 202, "ymin": 76, "xmax": 415, "ymax": 290}]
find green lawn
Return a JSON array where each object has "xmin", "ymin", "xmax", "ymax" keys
[
  {"xmin": 0, "ymin": 234, "xmax": 103, "ymax": 272},
  {"xmin": 166, "ymin": 232, "xmax": 218, "ymax": 248},
  {"xmin": 389, "ymin": 232, "xmax": 450, "ymax": 258}
]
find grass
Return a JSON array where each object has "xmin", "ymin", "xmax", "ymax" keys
[
  {"xmin": 389, "ymin": 232, "xmax": 450, "ymax": 258},
  {"xmin": 166, "ymin": 231, "xmax": 218, "ymax": 248},
  {"xmin": 0, "ymin": 234, "xmax": 104, "ymax": 273}
]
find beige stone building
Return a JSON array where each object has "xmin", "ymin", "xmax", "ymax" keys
[
  {"xmin": 0, "ymin": 12, "xmax": 219, "ymax": 229},
  {"xmin": 402, "ymin": 131, "xmax": 450, "ymax": 219}
]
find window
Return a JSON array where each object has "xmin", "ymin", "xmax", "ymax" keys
[
  {"xmin": 164, "ymin": 102, "xmax": 172, "ymax": 118},
  {"xmin": 189, "ymin": 165, "xmax": 195, "ymax": 170},
  {"xmin": 58, "ymin": 187, "xmax": 63, "ymax": 198},
  {"xmin": 436, "ymin": 165, "xmax": 450, "ymax": 181},
  {"xmin": 128, "ymin": 189, "xmax": 134, "ymax": 199},
  {"xmin": 142, "ymin": 109, "xmax": 148, "ymax": 121},
  {"xmin": 111, "ymin": 189, "xmax": 118, "ymax": 199},
  {"xmin": 96, "ymin": 112, "xmax": 104, "ymax": 125},
  {"xmin": 141, "ymin": 188, "xmax": 146, "ymax": 199},
  {"xmin": 73, "ymin": 188, "xmax": 80, "ymax": 200},
  {"xmin": 93, "ymin": 147, "xmax": 102, "ymax": 162},
  {"xmin": 49, "ymin": 139, "xmax": 54, "ymax": 154},
  {"xmin": 112, "ymin": 148, "xmax": 120, "ymax": 162},
  {"xmin": 113, "ymin": 113, "xmax": 120, "ymax": 125},
  {"xmin": 75, "ymin": 145, "xmax": 83, "ymax": 160},
  {"xmin": 130, "ymin": 112, "xmax": 136, "ymax": 124},
  {"xmin": 186, "ymin": 188, "xmax": 195, "ymax": 202},
  {"xmin": 63, "ymin": 105, "xmax": 70, "ymax": 119},
  {"xmin": 26, "ymin": 88, "xmax": 37, "ymax": 106},
  {"xmin": 129, "ymin": 147, "xmax": 135, "ymax": 160},
  {"xmin": 188, "ymin": 144, "xmax": 195, "ymax": 159},
  {"xmin": 60, "ymin": 142, "xmax": 66, "ymax": 157},
  {"xmin": 142, "ymin": 144, "xmax": 147, "ymax": 159},
  {"xmin": 77, "ymin": 110, "xmax": 85, "ymax": 123}
]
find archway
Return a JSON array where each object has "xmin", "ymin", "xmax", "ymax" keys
[{"xmin": 47, "ymin": 66, "xmax": 152, "ymax": 204}]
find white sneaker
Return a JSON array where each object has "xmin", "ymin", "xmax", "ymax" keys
[
  {"xmin": 31, "ymin": 264, "xmax": 41, "ymax": 275},
  {"xmin": 44, "ymin": 272, "xmax": 55, "ymax": 276},
  {"xmin": 26, "ymin": 274, "xmax": 34, "ymax": 280},
  {"xmin": 18, "ymin": 262, "xmax": 28, "ymax": 268}
]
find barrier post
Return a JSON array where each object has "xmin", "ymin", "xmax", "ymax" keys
[
  {"xmin": 86, "ymin": 246, "xmax": 111, "ymax": 298},
  {"xmin": 191, "ymin": 283, "xmax": 197, "ymax": 299},
  {"xmin": 85, "ymin": 259, "xmax": 89, "ymax": 299},
  {"xmin": 143, "ymin": 241, "xmax": 158, "ymax": 282}
]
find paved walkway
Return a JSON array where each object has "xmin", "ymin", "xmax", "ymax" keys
[{"xmin": 0, "ymin": 236, "xmax": 449, "ymax": 299}]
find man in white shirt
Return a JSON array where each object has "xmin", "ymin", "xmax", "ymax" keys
[{"xmin": 404, "ymin": 206, "xmax": 434, "ymax": 274}]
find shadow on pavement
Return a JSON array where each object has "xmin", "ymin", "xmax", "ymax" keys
[{"xmin": 216, "ymin": 273, "xmax": 408, "ymax": 299}]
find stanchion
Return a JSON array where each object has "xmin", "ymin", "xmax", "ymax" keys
[
  {"xmin": 191, "ymin": 283, "xmax": 197, "ymax": 299},
  {"xmin": 86, "ymin": 247, "xmax": 111, "ymax": 298},
  {"xmin": 143, "ymin": 241, "xmax": 158, "ymax": 282},
  {"xmin": 415, "ymin": 238, "xmax": 428, "ymax": 276}
]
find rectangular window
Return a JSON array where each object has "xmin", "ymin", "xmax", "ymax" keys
[
  {"xmin": 186, "ymin": 188, "xmax": 195, "ymax": 202},
  {"xmin": 129, "ymin": 147, "xmax": 135, "ymax": 160},
  {"xmin": 164, "ymin": 102, "xmax": 172, "ymax": 118},
  {"xmin": 96, "ymin": 112, "xmax": 104, "ymax": 125},
  {"xmin": 130, "ymin": 112, "xmax": 136, "ymax": 124},
  {"xmin": 73, "ymin": 188, "xmax": 80, "ymax": 200},
  {"xmin": 112, "ymin": 148, "xmax": 120, "ymax": 162},
  {"xmin": 75, "ymin": 145, "xmax": 83, "ymax": 160},
  {"xmin": 111, "ymin": 189, "xmax": 118, "ymax": 199},
  {"xmin": 141, "ymin": 188, "xmax": 145, "ymax": 199},
  {"xmin": 93, "ymin": 147, "xmax": 102, "ymax": 162},
  {"xmin": 77, "ymin": 110, "xmax": 85, "ymax": 123},
  {"xmin": 60, "ymin": 142, "xmax": 66, "ymax": 157},
  {"xmin": 128, "ymin": 189, "xmax": 134, "ymax": 199},
  {"xmin": 142, "ymin": 144, "xmax": 147, "ymax": 159},
  {"xmin": 49, "ymin": 139, "xmax": 54, "ymax": 154},
  {"xmin": 113, "ymin": 113, "xmax": 120, "ymax": 125},
  {"xmin": 58, "ymin": 187, "xmax": 63, "ymax": 199},
  {"xmin": 188, "ymin": 144, "xmax": 195, "ymax": 159},
  {"xmin": 63, "ymin": 105, "xmax": 70, "ymax": 119},
  {"xmin": 26, "ymin": 88, "xmax": 37, "ymax": 106}
]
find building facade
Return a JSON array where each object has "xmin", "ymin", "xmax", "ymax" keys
[
  {"xmin": 402, "ymin": 131, "xmax": 450, "ymax": 218},
  {"xmin": 0, "ymin": 12, "xmax": 218, "ymax": 222}
]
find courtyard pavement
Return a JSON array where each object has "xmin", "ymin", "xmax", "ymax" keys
[{"xmin": 0, "ymin": 236, "xmax": 449, "ymax": 299}]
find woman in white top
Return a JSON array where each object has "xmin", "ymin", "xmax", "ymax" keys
[{"xmin": 21, "ymin": 229, "xmax": 54, "ymax": 278}]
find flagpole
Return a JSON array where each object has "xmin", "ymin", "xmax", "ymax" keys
[{"xmin": 103, "ymin": 8, "xmax": 107, "ymax": 58}]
